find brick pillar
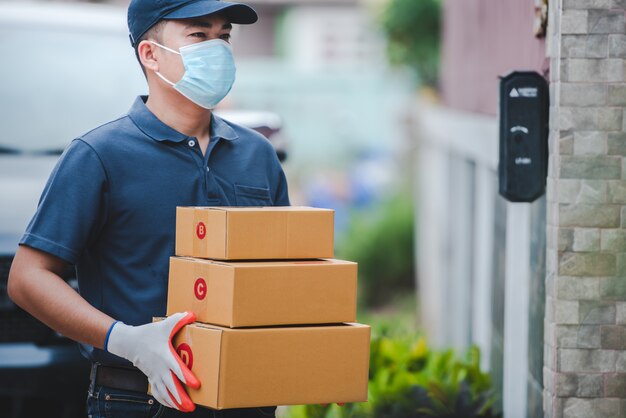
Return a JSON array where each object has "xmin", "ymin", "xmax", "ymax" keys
[{"xmin": 545, "ymin": 0, "xmax": 626, "ymax": 417}]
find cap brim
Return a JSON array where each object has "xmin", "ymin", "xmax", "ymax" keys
[{"xmin": 164, "ymin": 0, "xmax": 258, "ymax": 25}]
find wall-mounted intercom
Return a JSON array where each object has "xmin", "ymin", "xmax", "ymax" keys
[{"xmin": 498, "ymin": 71, "xmax": 549, "ymax": 203}]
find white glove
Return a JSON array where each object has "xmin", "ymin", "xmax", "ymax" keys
[{"xmin": 106, "ymin": 312, "xmax": 200, "ymax": 412}]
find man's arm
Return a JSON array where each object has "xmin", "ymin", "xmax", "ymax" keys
[
  {"xmin": 8, "ymin": 245, "xmax": 200, "ymax": 411},
  {"xmin": 11, "ymin": 140, "xmax": 199, "ymax": 410},
  {"xmin": 8, "ymin": 245, "xmax": 114, "ymax": 349}
]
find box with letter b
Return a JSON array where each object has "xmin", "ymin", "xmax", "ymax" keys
[{"xmin": 175, "ymin": 206, "xmax": 335, "ymax": 260}]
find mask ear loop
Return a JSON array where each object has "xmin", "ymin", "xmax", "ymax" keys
[
  {"xmin": 150, "ymin": 41, "xmax": 181, "ymax": 55},
  {"xmin": 154, "ymin": 71, "xmax": 176, "ymax": 87},
  {"xmin": 148, "ymin": 41, "xmax": 181, "ymax": 87}
]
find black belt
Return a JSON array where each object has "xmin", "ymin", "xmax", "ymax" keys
[{"xmin": 91, "ymin": 363, "xmax": 149, "ymax": 393}]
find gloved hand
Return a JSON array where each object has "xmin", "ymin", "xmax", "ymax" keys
[{"xmin": 106, "ymin": 312, "xmax": 201, "ymax": 412}]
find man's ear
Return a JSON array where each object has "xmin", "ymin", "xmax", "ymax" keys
[{"xmin": 137, "ymin": 40, "xmax": 159, "ymax": 73}]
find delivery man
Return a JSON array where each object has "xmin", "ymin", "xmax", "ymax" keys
[{"xmin": 7, "ymin": 0, "xmax": 288, "ymax": 416}]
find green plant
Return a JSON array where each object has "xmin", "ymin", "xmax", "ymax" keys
[
  {"xmin": 380, "ymin": 0, "xmax": 441, "ymax": 88},
  {"xmin": 337, "ymin": 195, "xmax": 415, "ymax": 308},
  {"xmin": 287, "ymin": 333, "xmax": 501, "ymax": 418}
]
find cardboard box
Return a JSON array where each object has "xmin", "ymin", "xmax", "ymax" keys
[
  {"xmin": 175, "ymin": 206, "xmax": 334, "ymax": 260},
  {"xmin": 167, "ymin": 257, "xmax": 358, "ymax": 327},
  {"xmin": 159, "ymin": 320, "xmax": 370, "ymax": 409}
]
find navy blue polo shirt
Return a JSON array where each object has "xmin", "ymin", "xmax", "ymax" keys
[{"xmin": 20, "ymin": 96, "xmax": 290, "ymax": 366}]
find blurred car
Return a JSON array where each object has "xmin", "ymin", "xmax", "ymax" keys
[
  {"xmin": 215, "ymin": 110, "xmax": 287, "ymax": 162},
  {"xmin": 0, "ymin": 3, "xmax": 286, "ymax": 416}
]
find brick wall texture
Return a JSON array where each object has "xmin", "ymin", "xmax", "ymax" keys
[{"xmin": 546, "ymin": 0, "xmax": 626, "ymax": 417}]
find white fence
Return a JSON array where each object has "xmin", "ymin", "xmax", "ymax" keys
[{"xmin": 414, "ymin": 102, "xmax": 546, "ymax": 418}]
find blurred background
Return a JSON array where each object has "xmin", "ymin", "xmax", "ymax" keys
[
  {"xmin": 0, "ymin": 0, "xmax": 550, "ymax": 417},
  {"xmin": 0, "ymin": 0, "xmax": 421, "ymax": 306}
]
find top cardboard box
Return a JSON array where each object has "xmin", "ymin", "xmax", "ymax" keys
[{"xmin": 176, "ymin": 206, "xmax": 335, "ymax": 260}]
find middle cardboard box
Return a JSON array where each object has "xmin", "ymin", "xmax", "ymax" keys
[{"xmin": 167, "ymin": 256, "xmax": 358, "ymax": 328}]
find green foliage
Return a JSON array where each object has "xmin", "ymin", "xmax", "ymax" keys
[
  {"xmin": 337, "ymin": 195, "xmax": 415, "ymax": 308},
  {"xmin": 287, "ymin": 332, "xmax": 501, "ymax": 418},
  {"xmin": 358, "ymin": 297, "xmax": 418, "ymax": 339},
  {"xmin": 380, "ymin": 0, "xmax": 441, "ymax": 88}
]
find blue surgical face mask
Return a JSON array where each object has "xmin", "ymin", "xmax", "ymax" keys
[{"xmin": 150, "ymin": 39, "xmax": 236, "ymax": 109}]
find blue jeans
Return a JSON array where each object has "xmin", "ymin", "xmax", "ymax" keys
[{"xmin": 87, "ymin": 385, "xmax": 277, "ymax": 418}]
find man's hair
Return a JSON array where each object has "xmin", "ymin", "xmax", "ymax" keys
[{"xmin": 136, "ymin": 20, "xmax": 167, "ymax": 77}]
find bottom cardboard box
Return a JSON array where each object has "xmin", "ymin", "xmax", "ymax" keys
[{"xmin": 156, "ymin": 319, "xmax": 370, "ymax": 410}]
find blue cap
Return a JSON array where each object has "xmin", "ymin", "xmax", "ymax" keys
[{"xmin": 128, "ymin": 0, "xmax": 258, "ymax": 47}]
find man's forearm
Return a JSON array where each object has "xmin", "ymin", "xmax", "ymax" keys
[{"xmin": 8, "ymin": 245, "xmax": 115, "ymax": 349}]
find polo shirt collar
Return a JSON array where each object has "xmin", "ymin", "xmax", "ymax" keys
[
  {"xmin": 128, "ymin": 96, "xmax": 238, "ymax": 143},
  {"xmin": 210, "ymin": 113, "xmax": 238, "ymax": 142}
]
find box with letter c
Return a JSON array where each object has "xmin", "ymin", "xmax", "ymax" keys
[{"xmin": 166, "ymin": 256, "xmax": 358, "ymax": 328}]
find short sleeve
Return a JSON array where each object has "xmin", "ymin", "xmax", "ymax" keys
[{"xmin": 20, "ymin": 139, "xmax": 109, "ymax": 264}]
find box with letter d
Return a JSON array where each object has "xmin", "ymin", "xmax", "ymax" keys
[{"xmin": 156, "ymin": 318, "xmax": 370, "ymax": 410}]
